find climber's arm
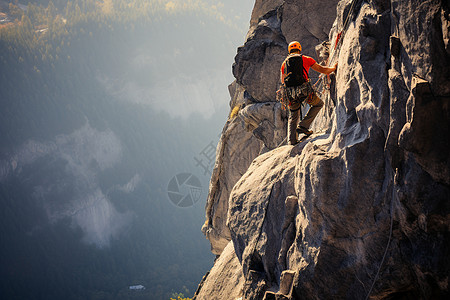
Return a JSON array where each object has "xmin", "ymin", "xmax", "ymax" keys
[
  {"xmin": 280, "ymin": 62, "xmax": 286, "ymax": 82},
  {"xmin": 311, "ymin": 62, "xmax": 338, "ymax": 75}
]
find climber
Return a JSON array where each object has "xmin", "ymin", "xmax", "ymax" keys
[{"xmin": 280, "ymin": 41, "xmax": 337, "ymax": 145}]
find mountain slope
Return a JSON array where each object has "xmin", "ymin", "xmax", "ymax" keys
[{"xmin": 196, "ymin": 0, "xmax": 450, "ymax": 299}]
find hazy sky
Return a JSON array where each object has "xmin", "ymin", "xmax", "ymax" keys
[
  {"xmin": 0, "ymin": 1, "xmax": 257, "ymax": 298},
  {"xmin": 97, "ymin": 0, "xmax": 256, "ymax": 119},
  {"xmin": 1, "ymin": 0, "xmax": 257, "ymax": 247}
]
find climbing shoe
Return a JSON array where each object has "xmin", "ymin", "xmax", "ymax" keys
[
  {"xmin": 296, "ymin": 126, "xmax": 313, "ymax": 136},
  {"xmin": 289, "ymin": 140, "xmax": 299, "ymax": 146}
]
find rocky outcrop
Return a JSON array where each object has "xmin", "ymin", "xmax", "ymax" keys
[
  {"xmin": 193, "ymin": 242, "xmax": 245, "ymax": 300},
  {"xmin": 202, "ymin": 0, "xmax": 340, "ymax": 256},
  {"xmin": 198, "ymin": 0, "xmax": 449, "ymax": 299}
]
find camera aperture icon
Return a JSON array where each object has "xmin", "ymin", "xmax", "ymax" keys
[{"xmin": 167, "ymin": 173, "xmax": 202, "ymax": 207}]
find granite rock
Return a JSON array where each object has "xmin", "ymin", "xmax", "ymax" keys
[{"xmin": 197, "ymin": 0, "xmax": 449, "ymax": 299}]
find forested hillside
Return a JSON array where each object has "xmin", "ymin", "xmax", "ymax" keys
[
  {"xmin": 1, "ymin": 0, "xmax": 244, "ymax": 145},
  {"xmin": 0, "ymin": 1, "xmax": 253, "ymax": 299}
]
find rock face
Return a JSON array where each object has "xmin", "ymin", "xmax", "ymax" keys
[
  {"xmin": 202, "ymin": 0, "xmax": 341, "ymax": 256},
  {"xmin": 198, "ymin": 0, "xmax": 450, "ymax": 299}
]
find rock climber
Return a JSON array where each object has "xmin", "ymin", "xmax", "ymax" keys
[{"xmin": 280, "ymin": 41, "xmax": 337, "ymax": 145}]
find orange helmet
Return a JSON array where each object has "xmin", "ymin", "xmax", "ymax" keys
[{"xmin": 288, "ymin": 41, "xmax": 302, "ymax": 53}]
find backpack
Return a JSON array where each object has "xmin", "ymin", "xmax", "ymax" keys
[{"xmin": 283, "ymin": 54, "xmax": 307, "ymax": 87}]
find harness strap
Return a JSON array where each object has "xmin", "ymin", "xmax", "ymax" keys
[{"xmin": 290, "ymin": 105, "xmax": 301, "ymax": 112}]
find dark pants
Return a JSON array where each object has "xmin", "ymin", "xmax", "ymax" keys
[{"xmin": 288, "ymin": 93, "xmax": 324, "ymax": 144}]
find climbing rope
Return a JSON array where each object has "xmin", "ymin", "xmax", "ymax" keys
[
  {"xmin": 312, "ymin": 0, "xmax": 363, "ymax": 97},
  {"xmin": 365, "ymin": 166, "xmax": 396, "ymax": 299},
  {"xmin": 276, "ymin": 0, "xmax": 364, "ymax": 145},
  {"xmin": 329, "ymin": 0, "xmax": 362, "ymax": 64}
]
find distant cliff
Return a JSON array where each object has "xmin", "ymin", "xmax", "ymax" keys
[{"xmin": 197, "ymin": 0, "xmax": 450, "ymax": 299}]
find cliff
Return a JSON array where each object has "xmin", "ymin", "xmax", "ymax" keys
[{"xmin": 197, "ymin": 0, "xmax": 450, "ymax": 299}]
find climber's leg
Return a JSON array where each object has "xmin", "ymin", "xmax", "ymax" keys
[
  {"xmin": 288, "ymin": 102, "xmax": 301, "ymax": 145},
  {"xmin": 298, "ymin": 93, "xmax": 324, "ymax": 131}
]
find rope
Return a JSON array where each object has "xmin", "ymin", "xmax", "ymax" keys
[
  {"xmin": 277, "ymin": 136, "xmax": 287, "ymax": 148},
  {"xmin": 320, "ymin": 0, "xmax": 362, "ymax": 69},
  {"xmin": 278, "ymin": 0, "xmax": 364, "ymax": 147},
  {"xmin": 312, "ymin": 75, "xmax": 324, "ymax": 90},
  {"xmin": 312, "ymin": 0, "xmax": 363, "ymax": 104},
  {"xmin": 328, "ymin": 0, "xmax": 362, "ymax": 65},
  {"xmin": 365, "ymin": 167, "xmax": 396, "ymax": 299}
]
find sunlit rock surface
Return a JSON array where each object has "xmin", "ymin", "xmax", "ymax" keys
[
  {"xmin": 197, "ymin": 0, "xmax": 449, "ymax": 299},
  {"xmin": 193, "ymin": 241, "xmax": 245, "ymax": 300},
  {"xmin": 202, "ymin": 0, "xmax": 340, "ymax": 256}
]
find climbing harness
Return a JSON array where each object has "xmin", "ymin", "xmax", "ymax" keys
[
  {"xmin": 276, "ymin": 0, "xmax": 364, "ymax": 147},
  {"xmin": 276, "ymin": 85, "xmax": 289, "ymax": 110},
  {"xmin": 286, "ymin": 82, "xmax": 313, "ymax": 102},
  {"xmin": 276, "ymin": 81, "xmax": 312, "ymax": 111},
  {"xmin": 276, "ymin": 80, "xmax": 317, "ymax": 138}
]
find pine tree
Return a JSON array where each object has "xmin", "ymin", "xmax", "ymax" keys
[{"xmin": 47, "ymin": 0, "xmax": 57, "ymax": 24}]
